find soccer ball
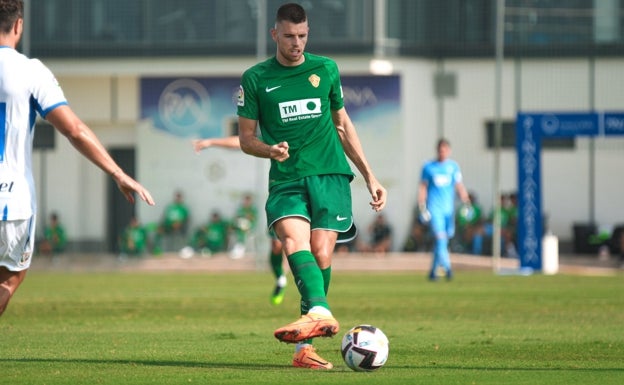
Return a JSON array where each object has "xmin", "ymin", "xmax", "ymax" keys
[{"xmin": 341, "ymin": 325, "xmax": 389, "ymax": 371}]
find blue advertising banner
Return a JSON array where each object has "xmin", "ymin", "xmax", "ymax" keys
[
  {"xmin": 140, "ymin": 77, "xmax": 240, "ymax": 139},
  {"xmin": 140, "ymin": 75, "xmax": 401, "ymax": 139},
  {"xmin": 604, "ymin": 112, "xmax": 624, "ymax": 136},
  {"xmin": 530, "ymin": 112, "xmax": 599, "ymax": 137}
]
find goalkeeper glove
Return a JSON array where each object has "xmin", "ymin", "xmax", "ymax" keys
[
  {"xmin": 418, "ymin": 203, "xmax": 431, "ymax": 224},
  {"xmin": 459, "ymin": 203, "xmax": 475, "ymax": 221}
]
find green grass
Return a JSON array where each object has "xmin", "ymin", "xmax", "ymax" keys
[{"xmin": 1, "ymin": 270, "xmax": 623, "ymax": 384}]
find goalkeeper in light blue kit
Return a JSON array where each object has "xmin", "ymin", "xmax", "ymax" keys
[{"xmin": 418, "ymin": 139, "xmax": 470, "ymax": 281}]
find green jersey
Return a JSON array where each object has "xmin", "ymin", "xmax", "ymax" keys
[
  {"xmin": 162, "ymin": 203, "xmax": 189, "ymax": 229},
  {"xmin": 206, "ymin": 220, "xmax": 229, "ymax": 248},
  {"xmin": 237, "ymin": 53, "xmax": 354, "ymax": 188},
  {"xmin": 44, "ymin": 224, "xmax": 66, "ymax": 252},
  {"xmin": 121, "ymin": 225, "xmax": 147, "ymax": 254}
]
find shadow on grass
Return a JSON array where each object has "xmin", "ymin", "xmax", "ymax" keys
[
  {"xmin": 389, "ymin": 364, "xmax": 624, "ymax": 372},
  {"xmin": 0, "ymin": 357, "xmax": 286, "ymax": 370},
  {"xmin": 2, "ymin": 358, "xmax": 623, "ymax": 373}
]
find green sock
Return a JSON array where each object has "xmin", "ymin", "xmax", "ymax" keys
[
  {"xmin": 269, "ymin": 251, "xmax": 283, "ymax": 279},
  {"xmin": 321, "ymin": 266, "xmax": 332, "ymax": 295},
  {"xmin": 294, "ymin": 265, "xmax": 332, "ymax": 347},
  {"xmin": 287, "ymin": 250, "xmax": 329, "ymax": 310},
  {"xmin": 298, "ymin": 267, "xmax": 332, "ymax": 347}
]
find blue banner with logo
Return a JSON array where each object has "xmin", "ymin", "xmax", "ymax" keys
[
  {"xmin": 604, "ymin": 112, "xmax": 624, "ymax": 136},
  {"xmin": 141, "ymin": 77, "xmax": 240, "ymax": 138},
  {"xmin": 140, "ymin": 75, "xmax": 401, "ymax": 138},
  {"xmin": 527, "ymin": 112, "xmax": 599, "ymax": 137}
]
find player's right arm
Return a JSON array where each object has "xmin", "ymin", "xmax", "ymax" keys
[
  {"xmin": 238, "ymin": 116, "xmax": 289, "ymax": 162},
  {"xmin": 237, "ymin": 68, "xmax": 289, "ymax": 162},
  {"xmin": 417, "ymin": 179, "xmax": 431, "ymax": 223},
  {"xmin": 418, "ymin": 180, "xmax": 428, "ymax": 208}
]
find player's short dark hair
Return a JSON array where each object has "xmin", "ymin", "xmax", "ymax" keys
[
  {"xmin": 276, "ymin": 3, "xmax": 307, "ymax": 24},
  {"xmin": 437, "ymin": 138, "xmax": 450, "ymax": 149},
  {"xmin": 0, "ymin": 0, "xmax": 23, "ymax": 34}
]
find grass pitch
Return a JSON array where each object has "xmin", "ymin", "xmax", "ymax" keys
[{"xmin": 1, "ymin": 269, "xmax": 623, "ymax": 385}]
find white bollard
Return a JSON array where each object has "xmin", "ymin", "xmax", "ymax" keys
[{"xmin": 542, "ymin": 233, "xmax": 559, "ymax": 275}]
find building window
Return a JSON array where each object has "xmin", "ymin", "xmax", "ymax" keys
[{"xmin": 485, "ymin": 120, "xmax": 575, "ymax": 149}]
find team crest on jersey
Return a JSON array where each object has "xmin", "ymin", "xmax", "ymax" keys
[
  {"xmin": 237, "ymin": 85, "xmax": 245, "ymax": 107},
  {"xmin": 308, "ymin": 74, "xmax": 320, "ymax": 88}
]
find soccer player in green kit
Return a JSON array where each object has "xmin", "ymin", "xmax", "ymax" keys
[{"xmin": 237, "ymin": 3, "xmax": 387, "ymax": 370}]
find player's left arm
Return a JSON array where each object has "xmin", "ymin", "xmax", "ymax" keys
[
  {"xmin": 332, "ymin": 107, "xmax": 386, "ymax": 212},
  {"xmin": 455, "ymin": 180, "xmax": 471, "ymax": 204},
  {"xmin": 45, "ymin": 105, "xmax": 155, "ymax": 206}
]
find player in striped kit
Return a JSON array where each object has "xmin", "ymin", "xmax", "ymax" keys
[{"xmin": 0, "ymin": 0, "xmax": 155, "ymax": 317}]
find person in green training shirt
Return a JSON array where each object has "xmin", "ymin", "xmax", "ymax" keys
[
  {"xmin": 237, "ymin": 3, "xmax": 387, "ymax": 370},
  {"xmin": 193, "ymin": 137, "xmax": 288, "ymax": 305},
  {"xmin": 119, "ymin": 215, "xmax": 148, "ymax": 257},
  {"xmin": 229, "ymin": 193, "xmax": 258, "ymax": 259},
  {"xmin": 190, "ymin": 210, "xmax": 230, "ymax": 254},
  {"xmin": 39, "ymin": 212, "xmax": 67, "ymax": 256},
  {"xmin": 154, "ymin": 190, "xmax": 190, "ymax": 253}
]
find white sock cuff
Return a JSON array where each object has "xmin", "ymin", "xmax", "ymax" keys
[
  {"xmin": 295, "ymin": 342, "xmax": 311, "ymax": 353},
  {"xmin": 308, "ymin": 306, "xmax": 332, "ymax": 317}
]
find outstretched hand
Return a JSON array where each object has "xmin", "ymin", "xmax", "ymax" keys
[
  {"xmin": 192, "ymin": 139, "xmax": 208, "ymax": 154},
  {"xmin": 113, "ymin": 171, "xmax": 155, "ymax": 206}
]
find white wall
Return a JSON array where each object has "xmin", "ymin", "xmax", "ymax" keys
[{"xmin": 38, "ymin": 56, "xmax": 624, "ymax": 249}]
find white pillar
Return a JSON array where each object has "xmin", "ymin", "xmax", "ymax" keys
[{"xmin": 542, "ymin": 233, "xmax": 559, "ymax": 275}]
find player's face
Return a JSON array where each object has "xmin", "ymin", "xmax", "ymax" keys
[
  {"xmin": 437, "ymin": 143, "xmax": 450, "ymax": 161},
  {"xmin": 272, "ymin": 20, "xmax": 308, "ymax": 66}
]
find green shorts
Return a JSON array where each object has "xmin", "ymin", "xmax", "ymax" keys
[{"xmin": 265, "ymin": 174, "xmax": 357, "ymax": 243}]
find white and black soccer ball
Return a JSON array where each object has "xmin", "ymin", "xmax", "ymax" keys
[{"xmin": 341, "ymin": 324, "xmax": 389, "ymax": 371}]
